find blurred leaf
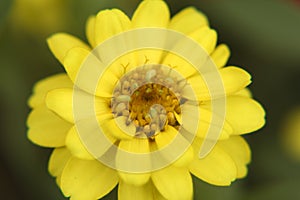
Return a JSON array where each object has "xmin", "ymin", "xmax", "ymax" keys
[
  {"xmin": 193, "ymin": 176, "xmax": 244, "ymax": 200},
  {"xmin": 245, "ymin": 179, "xmax": 300, "ymax": 200},
  {"xmin": 186, "ymin": 0, "xmax": 300, "ymax": 67},
  {"xmin": 0, "ymin": 0, "xmax": 11, "ymax": 33}
]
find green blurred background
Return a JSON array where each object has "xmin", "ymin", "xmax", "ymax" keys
[{"xmin": 0, "ymin": 0, "xmax": 300, "ymax": 199}]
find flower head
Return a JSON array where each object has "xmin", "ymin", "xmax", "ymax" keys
[
  {"xmin": 10, "ymin": 0, "xmax": 70, "ymax": 36},
  {"xmin": 281, "ymin": 107, "xmax": 300, "ymax": 161},
  {"xmin": 27, "ymin": 0, "xmax": 266, "ymax": 199}
]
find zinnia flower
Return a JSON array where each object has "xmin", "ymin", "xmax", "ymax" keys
[{"xmin": 27, "ymin": 0, "xmax": 265, "ymax": 199}]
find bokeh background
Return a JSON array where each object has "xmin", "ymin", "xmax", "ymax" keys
[{"xmin": 1, "ymin": 0, "xmax": 300, "ymax": 199}]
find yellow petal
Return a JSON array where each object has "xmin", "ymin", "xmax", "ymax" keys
[
  {"xmin": 69, "ymin": 116, "xmax": 117, "ymax": 161},
  {"xmin": 161, "ymin": 28, "xmax": 216, "ymax": 80},
  {"xmin": 155, "ymin": 126, "xmax": 182, "ymax": 149},
  {"xmin": 62, "ymin": 47, "xmax": 96, "ymax": 91},
  {"xmin": 94, "ymin": 97, "xmax": 111, "ymax": 116},
  {"xmin": 169, "ymin": 7, "xmax": 208, "ymax": 35},
  {"xmin": 27, "ymin": 105, "xmax": 72, "ymax": 147},
  {"xmin": 189, "ymin": 138, "xmax": 237, "ymax": 186},
  {"xmin": 179, "ymin": 103, "xmax": 201, "ymax": 135},
  {"xmin": 153, "ymin": 188, "xmax": 168, "ymax": 200},
  {"xmin": 180, "ymin": 103, "xmax": 232, "ymax": 140},
  {"xmin": 234, "ymin": 88, "xmax": 252, "ymax": 98},
  {"xmin": 185, "ymin": 66, "xmax": 251, "ymax": 101},
  {"xmin": 118, "ymin": 181, "xmax": 154, "ymax": 200},
  {"xmin": 47, "ymin": 33, "xmax": 90, "ymax": 64},
  {"xmin": 63, "ymin": 47, "xmax": 89, "ymax": 81},
  {"xmin": 63, "ymin": 47, "xmax": 115, "ymax": 96},
  {"xmin": 152, "ymin": 166, "xmax": 193, "ymax": 200},
  {"xmin": 61, "ymin": 157, "xmax": 118, "ymax": 200},
  {"xmin": 161, "ymin": 28, "xmax": 216, "ymax": 82},
  {"xmin": 211, "ymin": 44, "xmax": 230, "ymax": 68},
  {"xmin": 100, "ymin": 116, "xmax": 135, "ymax": 140},
  {"xmin": 218, "ymin": 136, "xmax": 251, "ymax": 178},
  {"xmin": 118, "ymin": 172, "xmax": 151, "ymax": 187},
  {"xmin": 116, "ymin": 138, "xmax": 151, "ymax": 185},
  {"xmin": 132, "ymin": 0, "xmax": 170, "ymax": 28},
  {"xmin": 102, "ymin": 51, "xmax": 137, "ymax": 79},
  {"xmin": 62, "ymin": 47, "xmax": 89, "ymax": 83},
  {"xmin": 94, "ymin": 9, "xmax": 131, "ymax": 45},
  {"xmin": 196, "ymin": 121, "xmax": 231, "ymax": 141},
  {"xmin": 220, "ymin": 66, "xmax": 252, "ymax": 94},
  {"xmin": 96, "ymin": 113, "xmax": 115, "ymax": 122},
  {"xmin": 48, "ymin": 147, "xmax": 72, "ymax": 187},
  {"xmin": 188, "ymin": 27, "xmax": 217, "ymax": 55},
  {"xmin": 95, "ymin": 68, "xmax": 119, "ymax": 98},
  {"xmin": 153, "ymin": 126, "xmax": 194, "ymax": 169},
  {"xmin": 133, "ymin": 49, "xmax": 165, "ymax": 68},
  {"xmin": 226, "ymin": 96, "xmax": 265, "ymax": 134},
  {"xmin": 48, "ymin": 147, "xmax": 72, "ymax": 177},
  {"xmin": 86, "ymin": 16, "xmax": 96, "ymax": 47},
  {"xmin": 182, "ymin": 74, "xmax": 212, "ymax": 101},
  {"xmin": 46, "ymin": 88, "xmax": 103, "ymax": 124},
  {"xmin": 28, "ymin": 73, "xmax": 73, "ymax": 108},
  {"xmin": 56, "ymin": 173, "xmax": 63, "ymax": 187},
  {"xmin": 117, "ymin": 138, "xmax": 150, "ymax": 153},
  {"xmin": 46, "ymin": 88, "xmax": 74, "ymax": 123},
  {"xmin": 65, "ymin": 126, "xmax": 94, "ymax": 160},
  {"xmin": 162, "ymin": 53, "xmax": 197, "ymax": 80},
  {"xmin": 172, "ymin": 146, "xmax": 194, "ymax": 168}
]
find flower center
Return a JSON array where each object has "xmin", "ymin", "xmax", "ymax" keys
[{"xmin": 111, "ymin": 64, "xmax": 187, "ymax": 139}]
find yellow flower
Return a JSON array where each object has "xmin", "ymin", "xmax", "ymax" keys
[
  {"xmin": 10, "ymin": 0, "xmax": 70, "ymax": 36},
  {"xmin": 27, "ymin": 0, "xmax": 265, "ymax": 199},
  {"xmin": 281, "ymin": 107, "xmax": 300, "ymax": 161}
]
